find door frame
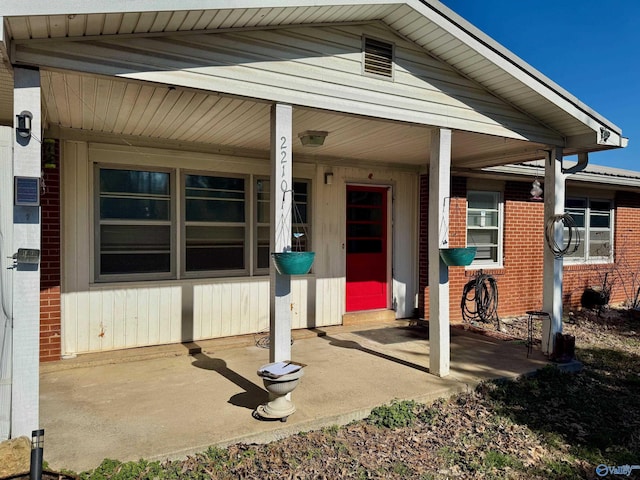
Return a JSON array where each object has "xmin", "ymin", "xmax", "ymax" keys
[{"xmin": 344, "ymin": 183, "xmax": 393, "ymax": 312}]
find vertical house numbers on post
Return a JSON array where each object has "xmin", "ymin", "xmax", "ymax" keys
[
  {"xmin": 280, "ymin": 135, "xmax": 289, "ymax": 207},
  {"xmin": 277, "ymin": 130, "xmax": 292, "ymax": 253}
]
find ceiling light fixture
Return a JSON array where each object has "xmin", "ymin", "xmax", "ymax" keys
[{"xmin": 298, "ymin": 130, "xmax": 328, "ymax": 147}]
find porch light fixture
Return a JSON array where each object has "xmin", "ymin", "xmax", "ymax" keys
[
  {"xmin": 298, "ymin": 130, "xmax": 328, "ymax": 147},
  {"xmin": 324, "ymin": 172, "xmax": 334, "ymax": 185},
  {"xmin": 16, "ymin": 110, "xmax": 33, "ymax": 139}
]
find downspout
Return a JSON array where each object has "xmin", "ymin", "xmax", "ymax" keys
[{"xmin": 562, "ymin": 152, "xmax": 589, "ymax": 175}]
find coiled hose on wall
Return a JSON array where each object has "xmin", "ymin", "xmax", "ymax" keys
[
  {"xmin": 461, "ymin": 272, "xmax": 500, "ymax": 329},
  {"xmin": 545, "ymin": 213, "xmax": 580, "ymax": 258}
]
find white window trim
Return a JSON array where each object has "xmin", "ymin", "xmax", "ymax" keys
[
  {"xmin": 564, "ymin": 196, "xmax": 614, "ymax": 265},
  {"xmin": 254, "ymin": 176, "xmax": 270, "ymax": 276},
  {"xmin": 94, "ymin": 163, "xmax": 176, "ymax": 283},
  {"xmin": 181, "ymin": 170, "xmax": 250, "ymax": 279},
  {"xmin": 94, "ymin": 164, "xmax": 313, "ymax": 282},
  {"xmin": 466, "ymin": 190, "xmax": 504, "ymax": 269}
]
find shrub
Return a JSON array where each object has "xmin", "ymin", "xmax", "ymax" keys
[{"xmin": 368, "ymin": 399, "xmax": 417, "ymax": 429}]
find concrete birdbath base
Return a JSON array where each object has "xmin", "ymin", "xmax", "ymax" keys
[{"xmin": 254, "ymin": 362, "xmax": 305, "ymax": 422}]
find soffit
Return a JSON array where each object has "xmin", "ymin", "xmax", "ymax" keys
[{"xmin": 42, "ymin": 70, "xmax": 543, "ymax": 168}]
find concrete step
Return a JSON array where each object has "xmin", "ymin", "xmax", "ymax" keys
[{"xmin": 342, "ymin": 309, "xmax": 396, "ymax": 326}]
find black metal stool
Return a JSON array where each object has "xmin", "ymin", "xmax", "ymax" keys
[{"xmin": 525, "ymin": 311, "xmax": 550, "ymax": 357}]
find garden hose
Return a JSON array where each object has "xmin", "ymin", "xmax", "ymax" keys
[
  {"xmin": 461, "ymin": 272, "xmax": 500, "ymax": 329},
  {"xmin": 545, "ymin": 213, "xmax": 580, "ymax": 259}
]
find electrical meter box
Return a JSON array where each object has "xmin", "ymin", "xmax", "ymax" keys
[{"xmin": 16, "ymin": 248, "xmax": 41, "ymax": 264}]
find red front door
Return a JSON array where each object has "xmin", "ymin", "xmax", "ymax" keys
[{"xmin": 346, "ymin": 186, "xmax": 388, "ymax": 312}]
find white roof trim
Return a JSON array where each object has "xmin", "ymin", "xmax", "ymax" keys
[
  {"xmin": 483, "ymin": 161, "xmax": 640, "ymax": 189},
  {"xmin": 1, "ymin": 0, "xmax": 402, "ymax": 16},
  {"xmin": 418, "ymin": 0, "xmax": 621, "ymax": 137},
  {"xmin": 0, "ymin": 0, "xmax": 626, "ymax": 149}
]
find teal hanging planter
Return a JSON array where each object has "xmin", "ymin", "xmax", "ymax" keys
[
  {"xmin": 439, "ymin": 247, "xmax": 477, "ymax": 267},
  {"xmin": 271, "ymin": 252, "xmax": 316, "ymax": 275}
]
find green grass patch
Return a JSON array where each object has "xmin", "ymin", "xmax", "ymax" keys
[
  {"xmin": 482, "ymin": 449, "xmax": 523, "ymax": 473},
  {"xmin": 367, "ymin": 399, "xmax": 417, "ymax": 429}
]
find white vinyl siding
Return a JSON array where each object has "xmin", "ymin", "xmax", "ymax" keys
[
  {"xmin": 61, "ymin": 142, "xmax": 419, "ymax": 354},
  {"xmin": 16, "ymin": 24, "xmax": 561, "ymax": 145}
]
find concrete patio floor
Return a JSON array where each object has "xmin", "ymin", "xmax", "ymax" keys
[{"xmin": 40, "ymin": 320, "xmax": 550, "ymax": 473}]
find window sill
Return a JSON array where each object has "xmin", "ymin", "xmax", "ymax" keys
[
  {"xmin": 464, "ymin": 265, "xmax": 505, "ymax": 276},
  {"xmin": 563, "ymin": 259, "xmax": 614, "ymax": 271},
  {"xmin": 89, "ymin": 273, "xmax": 316, "ymax": 289}
]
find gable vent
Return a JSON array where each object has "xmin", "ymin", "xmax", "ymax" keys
[{"xmin": 364, "ymin": 38, "xmax": 393, "ymax": 78}]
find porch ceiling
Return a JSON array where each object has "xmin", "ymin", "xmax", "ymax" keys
[{"xmin": 36, "ymin": 70, "xmax": 544, "ymax": 168}]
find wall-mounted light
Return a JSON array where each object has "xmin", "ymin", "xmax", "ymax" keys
[
  {"xmin": 298, "ymin": 130, "xmax": 328, "ymax": 147},
  {"xmin": 16, "ymin": 110, "xmax": 33, "ymax": 139},
  {"xmin": 324, "ymin": 172, "xmax": 334, "ymax": 185}
]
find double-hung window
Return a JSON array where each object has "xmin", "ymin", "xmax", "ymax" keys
[
  {"xmin": 565, "ymin": 197, "xmax": 613, "ymax": 263},
  {"xmin": 97, "ymin": 167, "xmax": 173, "ymax": 279},
  {"xmin": 466, "ymin": 191, "xmax": 503, "ymax": 266},
  {"xmin": 96, "ymin": 165, "xmax": 310, "ymax": 281},
  {"xmin": 255, "ymin": 178, "xmax": 311, "ymax": 273},
  {"xmin": 184, "ymin": 173, "xmax": 246, "ymax": 274}
]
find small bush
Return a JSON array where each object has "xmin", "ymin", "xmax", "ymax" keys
[{"xmin": 368, "ymin": 400, "xmax": 417, "ymax": 429}]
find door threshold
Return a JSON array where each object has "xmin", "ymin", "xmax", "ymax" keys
[{"xmin": 343, "ymin": 309, "xmax": 396, "ymax": 326}]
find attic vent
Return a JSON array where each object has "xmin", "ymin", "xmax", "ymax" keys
[{"xmin": 364, "ymin": 38, "xmax": 393, "ymax": 78}]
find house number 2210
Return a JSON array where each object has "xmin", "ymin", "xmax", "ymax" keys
[{"xmin": 280, "ymin": 135, "xmax": 289, "ymax": 194}]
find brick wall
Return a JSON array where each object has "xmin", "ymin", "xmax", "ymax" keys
[
  {"xmin": 419, "ymin": 175, "xmax": 640, "ymax": 320},
  {"xmin": 40, "ymin": 139, "xmax": 61, "ymax": 362},
  {"xmin": 561, "ymin": 191, "xmax": 640, "ymax": 310},
  {"xmin": 610, "ymin": 191, "xmax": 640, "ymax": 306}
]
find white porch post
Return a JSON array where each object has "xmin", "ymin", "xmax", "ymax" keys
[
  {"xmin": 269, "ymin": 103, "xmax": 293, "ymax": 363},
  {"xmin": 11, "ymin": 66, "xmax": 41, "ymax": 437},
  {"xmin": 542, "ymin": 147, "xmax": 565, "ymax": 355},
  {"xmin": 428, "ymin": 128, "xmax": 451, "ymax": 377}
]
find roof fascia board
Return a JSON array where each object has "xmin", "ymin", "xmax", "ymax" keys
[
  {"xmin": 415, "ymin": 0, "xmax": 622, "ymax": 141},
  {"xmin": 0, "ymin": 0, "xmax": 402, "ymax": 16},
  {"xmin": 481, "ymin": 164, "xmax": 640, "ymax": 189},
  {"xmin": 11, "ymin": 20, "xmax": 374, "ymax": 46},
  {"xmin": 566, "ymin": 130, "xmax": 626, "ymax": 151}
]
